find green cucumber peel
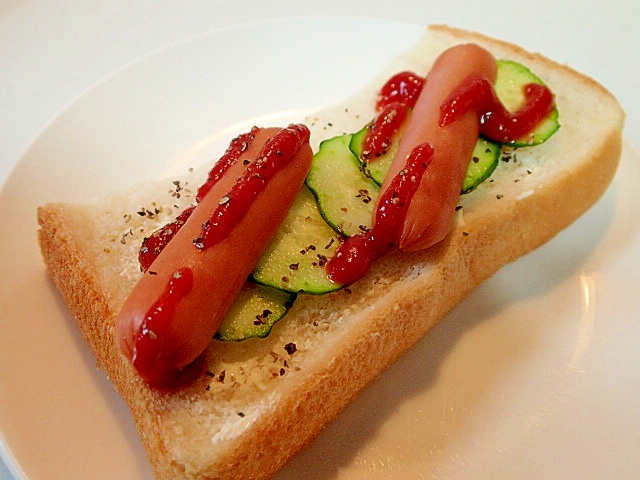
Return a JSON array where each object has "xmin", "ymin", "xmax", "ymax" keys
[
  {"xmin": 251, "ymin": 186, "xmax": 343, "ymax": 294},
  {"xmin": 216, "ymin": 282, "xmax": 296, "ymax": 341}
]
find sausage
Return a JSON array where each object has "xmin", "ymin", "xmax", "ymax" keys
[
  {"xmin": 115, "ymin": 125, "xmax": 312, "ymax": 387},
  {"xmin": 379, "ymin": 44, "xmax": 498, "ymax": 251}
]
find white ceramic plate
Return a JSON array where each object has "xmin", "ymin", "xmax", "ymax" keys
[{"xmin": 1, "ymin": 16, "xmax": 639, "ymax": 480}]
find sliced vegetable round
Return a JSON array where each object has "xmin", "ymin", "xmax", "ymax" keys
[
  {"xmin": 306, "ymin": 134, "xmax": 380, "ymax": 237},
  {"xmin": 251, "ymin": 186, "xmax": 343, "ymax": 294},
  {"xmin": 494, "ymin": 59, "xmax": 560, "ymax": 147},
  {"xmin": 216, "ymin": 282, "xmax": 296, "ymax": 341},
  {"xmin": 462, "ymin": 138, "xmax": 501, "ymax": 193}
]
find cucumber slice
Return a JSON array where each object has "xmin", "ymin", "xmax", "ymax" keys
[
  {"xmin": 306, "ymin": 134, "xmax": 380, "ymax": 237},
  {"xmin": 216, "ymin": 282, "xmax": 295, "ymax": 341},
  {"xmin": 251, "ymin": 186, "xmax": 343, "ymax": 294},
  {"xmin": 462, "ymin": 138, "xmax": 501, "ymax": 193},
  {"xmin": 494, "ymin": 59, "xmax": 560, "ymax": 147},
  {"xmin": 349, "ymin": 120, "xmax": 404, "ymax": 186}
]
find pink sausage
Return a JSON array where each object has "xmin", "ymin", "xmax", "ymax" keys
[
  {"xmin": 115, "ymin": 126, "xmax": 312, "ymax": 387},
  {"xmin": 379, "ymin": 44, "xmax": 498, "ymax": 251}
]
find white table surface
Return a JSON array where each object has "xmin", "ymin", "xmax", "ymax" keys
[{"xmin": 0, "ymin": 1, "xmax": 638, "ymax": 479}]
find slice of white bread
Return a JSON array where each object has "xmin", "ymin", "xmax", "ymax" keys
[{"xmin": 37, "ymin": 24, "xmax": 624, "ymax": 480}]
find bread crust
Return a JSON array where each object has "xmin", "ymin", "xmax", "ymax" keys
[{"xmin": 37, "ymin": 25, "xmax": 624, "ymax": 480}]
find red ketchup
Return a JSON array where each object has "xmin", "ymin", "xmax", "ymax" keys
[
  {"xmin": 196, "ymin": 127, "xmax": 259, "ymax": 202},
  {"xmin": 376, "ymin": 71, "xmax": 425, "ymax": 111},
  {"xmin": 132, "ymin": 268, "xmax": 198, "ymax": 387},
  {"xmin": 195, "ymin": 125, "xmax": 310, "ymax": 249},
  {"xmin": 362, "ymin": 72, "xmax": 425, "ymax": 161},
  {"xmin": 326, "ymin": 143, "xmax": 433, "ymax": 285},
  {"xmin": 361, "ymin": 103, "xmax": 410, "ymax": 160},
  {"xmin": 440, "ymin": 74, "xmax": 555, "ymax": 143},
  {"xmin": 139, "ymin": 206, "xmax": 195, "ymax": 273}
]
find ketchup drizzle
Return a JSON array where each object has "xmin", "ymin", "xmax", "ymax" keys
[
  {"xmin": 196, "ymin": 127, "xmax": 259, "ymax": 202},
  {"xmin": 362, "ymin": 71, "xmax": 425, "ymax": 163},
  {"xmin": 440, "ymin": 74, "xmax": 555, "ymax": 143},
  {"xmin": 327, "ymin": 143, "xmax": 434, "ymax": 285},
  {"xmin": 139, "ymin": 205, "xmax": 195, "ymax": 272},
  {"xmin": 376, "ymin": 71, "xmax": 425, "ymax": 111},
  {"xmin": 194, "ymin": 124, "xmax": 310, "ymax": 249},
  {"xmin": 361, "ymin": 103, "xmax": 410, "ymax": 161},
  {"xmin": 133, "ymin": 267, "xmax": 197, "ymax": 387}
]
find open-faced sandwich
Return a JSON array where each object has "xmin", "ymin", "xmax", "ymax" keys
[{"xmin": 37, "ymin": 25, "xmax": 624, "ymax": 480}]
